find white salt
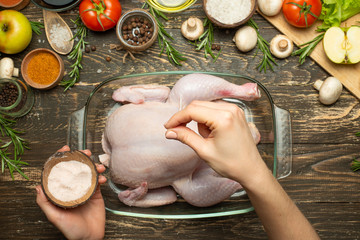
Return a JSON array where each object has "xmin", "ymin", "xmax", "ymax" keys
[
  {"xmin": 206, "ymin": 0, "xmax": 252, "ymax": 25},
  {"xmin": 49, "ymin": 23, "xmax": 72, "ymax": 50},
  {"xmin": 97, "ymin": 69, "xmax": 102, "ymax": 73},
  {"xmin": 48, "ymin": 161, "xmax": 92, "ymax": 202}
]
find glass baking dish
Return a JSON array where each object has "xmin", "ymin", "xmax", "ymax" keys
[{"xmin": 68, "ymin": 71, "xmax": 292, "ymax": 219}]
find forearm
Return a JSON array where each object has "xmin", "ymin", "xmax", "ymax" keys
[{"xmin": 238, "ymin": 163, "xmax": 319, "ymax": 240}]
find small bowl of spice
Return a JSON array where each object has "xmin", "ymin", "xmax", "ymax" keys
[
  {"xmin": 21, "ymin": 48, "xmax": 64, "ymax": 90},
  {"xmin": 41, "ymin": 150, "xmax": 98, "ymax": 208},
  {"xmin": 116, "ymin": 9, "xmax": 158, "ymax": 52},
  {"xmin": 0, "ymin": 0, "xmax": 30, "ymax": 10}
]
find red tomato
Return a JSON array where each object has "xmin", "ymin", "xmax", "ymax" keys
[
  {"xmin": 79, "ymin": 0, "xmax": 122, "ymax": 31},
  {"xmin": 282, "ymin": 0, "xmax": 322, "ymax": 28}
]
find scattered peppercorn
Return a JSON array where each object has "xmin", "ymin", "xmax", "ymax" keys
[
  {"xmin": 211, "ymin": 44, "xmax": 221, "ymax": 51},
  {"xmin": 91, "ymin": 45, "xmax": 96, "ymax": 51},
  {"xmin": 85, "ymin": 46, "xmax": 90, "ymax": 53},
  {"xmin": 106, "ymin": 57, "xmax": 111, "ymax": 62}
]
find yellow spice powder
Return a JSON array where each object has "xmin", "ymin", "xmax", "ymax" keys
[{"xmin": 27, "ymin": 52, "xmax": 60, "ymax": 85}]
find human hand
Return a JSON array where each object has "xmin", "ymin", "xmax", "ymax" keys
[
  {"xmin": 164, "ymin": 101, "xmax": 267, "ymax": 185},
  {"xmin": 36, "ymin": 145, "xmax": 107, "ymax": 240}
]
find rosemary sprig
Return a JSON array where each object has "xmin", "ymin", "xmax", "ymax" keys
[
  {"xmin": 351, "ymin": 132, "xmax": 360, "ymax": 172},
  {"xmin": 351, "ymin": 158, "xmax": 360, "ymax": 172},
  {"xmin": 30, "ymin": 21, "xmax": 44, "ymax": 35},
  {"xmin": 247, "ymin": 19, "xmax": 277, "ymax": 73},
  {"xmin": 0, "ymin": 114, "xmax": 29, "ymax": 180},
  {"xmin": 292, "ymin": 32, "xmax": 325, "ymax": 65},
  {"xmin": 60, "ymin": 17, "xmax": 88, "ymax": 92},
  {"xmin": 145, "ymin": 3, "xmax": 186, "ymax": 66},
  {"xmin": 190, "ymin": 18, "xmax": 221, "ymax": 62}
]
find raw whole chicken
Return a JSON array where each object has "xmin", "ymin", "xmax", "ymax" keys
[{"xmin": 100, "ymin": 73, "xmax": 261, "ymax": 207}]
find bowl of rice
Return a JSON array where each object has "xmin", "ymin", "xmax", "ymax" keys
[{"xmin": 203, "ymin": 0, "xmax": 256, "ymax": 28}]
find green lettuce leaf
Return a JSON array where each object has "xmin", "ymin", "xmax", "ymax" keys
[{"xmin": 317, "ymin": 0, "xmax": 360, "ymax": 32}]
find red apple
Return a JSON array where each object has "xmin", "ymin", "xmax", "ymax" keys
[{"xmin": 0, "ymin": 10, "xmax": 32, "ymax": 54}]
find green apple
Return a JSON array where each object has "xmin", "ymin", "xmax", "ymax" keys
[
  {"xmin": 323, "ymin": 26, "xmax": 360, "ymax": 64},
  {"xmin": 0, "ymin": 10, "xmax": 32, "ymax": 54}
]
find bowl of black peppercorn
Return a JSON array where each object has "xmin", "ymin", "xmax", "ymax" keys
[
  {"xmin": 116, "ymin": 9, "xmax": 158, "ymax": 52},
  {"xmin": 0, "ymin": 78, "xmax": 34, "ymax": 117}
]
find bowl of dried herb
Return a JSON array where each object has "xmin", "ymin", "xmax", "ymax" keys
[{"xmin": 21, "ymin": 48, "xmax": 64, "ymax": 90}]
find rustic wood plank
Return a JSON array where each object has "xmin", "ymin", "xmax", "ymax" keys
[{"xmin": 1, "ymin": 144, "xmax": 359, "ymax": 239}]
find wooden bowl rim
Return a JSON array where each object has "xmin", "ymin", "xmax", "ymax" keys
[
  {"xmin": 41, "ymin": 150, "xmax": 99, "ymax": 208},
  {"xmin": 116, "ymin": 8, "xmax": 159, "ymax": 52},
  {"xmin": 203, "ymin": 0, "xmax": 257, "ymax": 28},
  {"xmin": 0, "ymin": 0, "xmax": 24, "ymax": 8},
  {"xmin": 21, "ymin": 48, "xmax": 64, "ymax": 90}
]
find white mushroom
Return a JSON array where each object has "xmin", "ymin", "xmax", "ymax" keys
[
  {"xmin": 257, "ymin": 0, "xmax": 283, "ymax": 17},
  {"xmin": 232, "ymin": 26, "xmax": 257, "ymax": 52},
  {"xmin": 270, "ymin": 35, "xmax": 294, "ymax": 59},
  {"xmin": 181, "ymin": 17, "xmax": 204, "ymax": 41},
  {"xmin": 0, "ymin": 57, "xmax": 19, "ymax": 79},
  {"xmin": 313, "ymin": 77, "xmax": 343, "ymax": 105}
]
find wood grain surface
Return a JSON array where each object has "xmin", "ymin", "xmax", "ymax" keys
[{"xmin": 0, "ymin": 1, "xmax": 360, "ymax": 240}]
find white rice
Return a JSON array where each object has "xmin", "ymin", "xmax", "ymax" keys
[{"xmin": 206, "ymin": 0, "xmax": 252, "ymax": 25}]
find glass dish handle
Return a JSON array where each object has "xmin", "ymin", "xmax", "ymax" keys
[
  {"xmin": 67, "ymin": 107, "xmax": 85, "ymax": 150},
  {"xmin": 274, "ymin": 105, "xmax": 292, "ymax": 179}
]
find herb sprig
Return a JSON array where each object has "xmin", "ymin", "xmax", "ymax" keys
[
  {"xmin": 190, "ymin": 18, "xmax": 221, "ymax": 62},
  {"xmin": 0, "ymin": 115, "xmax": 29, "ymax": 180},
  {"xmin": 292, "ymin": 32, "xmax": 324, "ymax": 65},
  {"xmin": 30, "ymin": 21, "xmax": 44, "ymax": 35},
  {"xmin": 145, "ymin": 3, "xmax": 186, "ymax": 66},
  {"xmin": 247, "ymin": 19, "xmax": 277, "ymax": 73},
  {"xmin": 351, "ymin": 159, "xmax": 360, "ymax": 172},
  {"xmin": 60, "ymin": 18, "xmax": 88, "ymax": 92},
  {"xmin": 351, "ymin": 132, "xmax": 360, "ymax": 172}
]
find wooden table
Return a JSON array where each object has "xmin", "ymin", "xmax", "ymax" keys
[{"xmin": 1, "ymin": 1, "xmax": 359, "ymax": 239}]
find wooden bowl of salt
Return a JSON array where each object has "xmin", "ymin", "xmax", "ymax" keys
[{"xmin": 41, "ymin": 151, "xmax": 98, "ymax": 208}]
